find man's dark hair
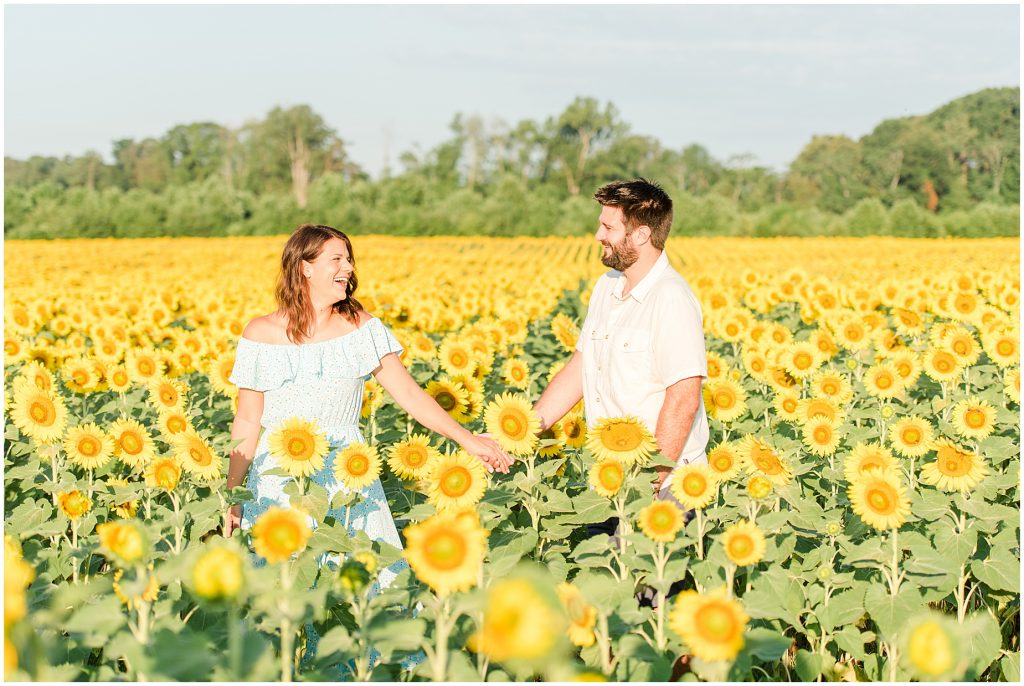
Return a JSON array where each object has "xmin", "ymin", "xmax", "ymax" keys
[{"xmin": 593, "ymin": 178, "xmax": 674, "ymax": 249}]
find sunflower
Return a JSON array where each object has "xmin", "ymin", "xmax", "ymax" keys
[
  {"xmin": 588, "ymin": 458, "xmax": 625, "ymax": 498},
  {"xmin": 251, "ymin": 507, "xmax": 312, "ymax": 564},
  {"xmin": 451, "ymin": 374, "xmax": 485, "ymax": 422},
  {"xmin": 501, "ymin": 357, "xmax": 531, "ymax": 389},
  {"xmin": 428, "ymin": 451, "xmax": 488, "ymax": 512},
  {"xmin": 17, "ymin": 360, "xmax": 55, "ymax": 394},
  {"xmin": 58, "ymin": 490, "xmax": 93, "ymax": 519},
  {"xmin": 97, "ymin": 521, "xmax": 148, "ymax": 566},
  {"xmin": 943, "ymin": 328, "xmax": 981, "ymax": 366},
  {"xmin": 267, "ymin": 417, "xmax": 329, "ymax": 478},
  {"xmin": 689, "ymin": 447, "xmax": 731, "ymax": 491},
  {"xmin": 585, "ymin": 415, "xmax": 656, "ymax": 465},
  {"xmin": 741, "ymin": 349, "xmax": 769, "ymax": 382},
  {"xmin": 208, "ymin": 349, "xmax": 237, "ymax": 396},
  {"xmin": 10, "ymin": 386, "xmax": 67, "ymax": 444},
  {"xmin": 772, "ymin": 390, "xmax": 801, "ymax": 423},
  {"xmin": 950, "ymin": 397, "xmax": 997, "ymax": 441},
  {"xmin": 147, "ymin": 376, "xmax": 186, "ymax": 412},
  {"xmin": 810, "ymin": 370, "xmax": 853, "ymax": 404},
  {"xmin": 834, "ymin": 318, "xmax": 871, "ymax": 352},
  {"xmin": 809, "ymin": 327, "xmax": 839, "ymax": 359},
  {"xmin": 781, "ymin": 341, "xmax": 821, "ymax": 379},
  {"xmin": 798, "ymin": 397, "xmax": 843, "ymax": 425},
  {"xmin": 863, "ymin": 362, "xmax": 903, "ymax": 399},
  {"xmin": 61, "ymin": 357, "xmax": 100, "ymax": 393},
  {"xmin": 892, "ymin": 308, "xmax": 926, "ymax": 336},
  {"xmin": 409, "ymin": 332, "xmax": 436, "ymax": 360},
  {"xmin": 560, "ymin": 412, "xmax": 587, "ymax": 449},
  {"xmin": 847, "ymin": 469, "xmax": 910, "ymax": 530},
  {"xmin": 64, "ymin": 423, "xmax": 115, "ymax": 470},
  {"xmin": 192, "ymin": 545, "xmax": 245, "ymax": 602},
  {"xmin": 551, "ymin": 313, "xmax": 580, "ymax": 351},
  {"xmin": 802, "ymin": 417, "xmax": 842, "ymax": 456},
  {"xmin": 334, "ymin": 442, "xmax": 382, "ymax": 491},
  {"xmin": 982, "ymin": 330, "xmax": 1019, "ymax": 367},
  {"xmin": 360, "ymin": 379, "xmax": 385, "ymax": 419},
  {"xmin": 172, "ymin": 428, "xmax": 222, "ymax": 480},
  {"xmin": 703, "ymin": 378, "xmax": 748, "ymax": 423},
  {"xmin": 438, "ymin": 338, "xmax": 477, "ymax": 377},
  {"xmin": 919, "ymin": 439, "xmax": 988, "ymax": 493},
  {"xmin": 1004, "ymin": 368, "xmax": 1020, "ymax": 404},
  {"xmin": 670, "ymin": 463, "xmax": 716, "ymax": 510},
  {"xmin": 668, "ymin": 587, "xmax": 748, "ymax": 662},
  {"xmin": 403, "ymin": 510, "xmax": 487, "ymax": 596},
  {"xmin": 157, "ymin": 408, "xmax": 192, "ymax": 439},
  {"xmin": 738, "ymin": 435, "xmax": 792, "ymax": 485},
  {"xmin": 843, "ymin": 442, "xmax": 897, "ymax": 482},
  {"xmin": 537, "ymin": 424, "xmax": 565, "ymax": 458},
  {"xmin": 145, "ymin": 456, "xmax": 182, "ymax": 491},
  {"xmin": 901, "ymin": 614, "xmax": 963, "ymax": 680},
  {"xmin": 888, "ymin": 350, "xmax": 923, "ymax": 389},
  {"xmin": 557, "ymin": 582, "xmax": 597, "ymax": 647},
  {"xmin": 426, "ymin": 378, "xmax": 471, "ymax": 423},
  {"xmin": 387, "ymin": 435, "xmax": 440, "ymax": 480},
  {"xmin": 470, "ymin": 576, "xmax": 564, "ymax": 663},
  {"xmin": 126, "ymin": 348, "xmax": 164, "ymax": 383},
  {"xmin": 106, "ymin": 365, "xmax": 133, "ymax": 393},
  {"xmin": 637, "ymin": 500, "xmax": 685, "ymax": 542},
  {"xmin": 720, "ymin": 520, "xmax": 766, "ymax": 566},
  {"xmin": 889, "ymin": 416, "xmax": 934, "ymax": 458},
  {"xmin": 922, "ymin": 348, "xmax": 962, "ymax": 383},
  {"xmin": 109, "ymin": 418, "xmax": 156, "ymax": 469},
  {"xmin": 484, "ymin": 393, "xmax": 540, "ymax": 455}
]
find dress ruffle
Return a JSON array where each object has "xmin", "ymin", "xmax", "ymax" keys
[{"xmin": 228, "ymin": 317, "xmax": 403, "ymax": 392}]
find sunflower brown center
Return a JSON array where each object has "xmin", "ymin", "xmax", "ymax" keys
[
  {"xmin": 997, "ymin": 340, "xmax": 1014, "ymax": 356},
  {"xmin": 601, "ymin": 424, "xmax": 643, "ymax": 452},
  {"xmin": 903, "ymin": 427, "xmax": 922, "ymax": 444},
  {"xmin": 682, "ymin": 473, "xmax": 707, "ymax": 496},
  {"xmin": 424, "ymin": 531, "xmax": 466, "ymax": 570},
  {"xmin": 500, "ymin": 413, "xmax": 527, "ymax": 440},
  {"xmin": 121, "ymin": 433, "xmax": 142, "ymax": 454},
  {"xmin": 866, "ymin": 486, "xmax": 895, "ymax": 514},
  {"xmin": 598, "ymin": 464, "xmax": 623, "ymax": 490},
  {"xmin": 794, "ymin": 352, "xmax": 812, "ymax": 369},
  {"xmin": 695, "ymin": 603, "xmax": 738, "ymax": 642},
  {"xmin": 713, "ymin": 389, "xmax": 736, "ymax": 409},
  {"xmin": 79, "ymin": 437, "xmax": 100, "ymax": 457},
  {"xmin": 190, "ymin": 446, "xmax": 212, "ymax": 466},
  {"xmin": 813, "ymin": 427, "xmax": 831, "ymax": 443},
  {"xmin": 347, "ymin": 455, "xmax": 369, "ymax": 476},
  {"xmin": 728, "ymin": 535, "xmax": 752, "ymax": 557},
  {"xmin": 402, "ymin": 446, "xmax": 428, "ymax": 468},
  {"xmin": 30, "ymin": 400, "xmax": 54, "ymax": 425},
  {"xmin": 436, "ymin": 391, "xmax": 456, "ymax": 411},
  {"xmin": 440, "ymin": 467, "xmax": 471, "ymax": 497},
  {"xmin": 964, "ymin": 409, "xmax": 986, "ymax": 429}
]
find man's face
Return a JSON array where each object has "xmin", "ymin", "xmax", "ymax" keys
[{"xmin": 595, "ymin": 205, "xmax": 639, "ymax": 271}]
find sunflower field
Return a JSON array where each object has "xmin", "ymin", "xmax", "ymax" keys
[{"xmin": 4, "ymin": 235, "xmax": 1020, "ymax": 682}]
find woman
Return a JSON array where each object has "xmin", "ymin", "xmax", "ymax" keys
[{"xmin": 224, "ymin": 222, "xmax": 511, "ymax": 549}]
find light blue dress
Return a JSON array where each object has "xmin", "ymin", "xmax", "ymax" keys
[{"xmin": 229, "ymin": 316, "xmax": 409, "ymax": 589}]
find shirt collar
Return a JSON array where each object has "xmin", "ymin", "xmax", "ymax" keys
[{"xmin": 611, "ymin": 251, "xmax": 670, "ymax": 303}]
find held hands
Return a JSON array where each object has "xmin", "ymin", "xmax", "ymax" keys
[{"xmin": 460, "ymin": 433, "xmax": 514, "ymax": 474}]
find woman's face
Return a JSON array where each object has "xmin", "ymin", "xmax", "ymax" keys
[{"xmin": 302, "ymin": 237, "xmax": 353, "ymax": 302}]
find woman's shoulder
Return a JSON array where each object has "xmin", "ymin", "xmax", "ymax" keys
[{"xmin": 241, "ymin": 313, "xmax": 290, "ymax": 344}]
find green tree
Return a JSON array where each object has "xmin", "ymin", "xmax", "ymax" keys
[
  {"xmin": 546, "ymin": 97, "xmax": 625, "ymax": 196},
  {"xmin": 788, "ymin": 135, "xmax": 866, "ymax": 213}
]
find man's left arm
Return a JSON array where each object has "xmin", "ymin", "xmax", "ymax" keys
[{"xmin": 653, "ymin": 376, "xmax": 703, "ymax": 491}]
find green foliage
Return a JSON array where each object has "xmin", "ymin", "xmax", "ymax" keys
[{"xmin": 3, "ymin": 88, "xmax": 1019, "ymax": 238}]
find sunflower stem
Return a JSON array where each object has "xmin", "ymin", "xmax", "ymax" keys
[
  {"xmin": 228, "ymin": 602, "xmax": 243, "ymax": 679},
  {"xmin": 652, "ymin": 541, "xmax": 668, "ymax": 651},
  {"xmin": 889, "ymin": 527, "xmax": 901, "ymax": 597},
  {"xmin": 280, "ymin": 561, "xmax": 294, "ymax": 683},
  {"xmin": 430, "ymin": 595, "xmax": 452, "ymax": 682},
  {"xmin": 595, "ymin": 611, "xmax": 616, "ymax": 676},
  {"xmin": 725, "ymin": 563, "xmax": 736, "ymax": 599},
  {"xmin": 170, "ymin": 491, "xmax": 183, "ymax": 554},
  {"xmin": 476, "ymin": 563, "xmax": 490, "ymax": 680},
  {"xmin": 695, "ymin": 508, "xmax": 705, "ymax": 561}
]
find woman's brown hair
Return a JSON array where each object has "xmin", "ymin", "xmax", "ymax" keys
[{"xmin": 276, "ymin": 224, "xmax": 363, "ymax": 343}]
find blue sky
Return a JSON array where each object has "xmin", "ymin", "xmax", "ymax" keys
[{"xmin": 4, "ymin": 4, "xmax": 1019, "ymax": 176}]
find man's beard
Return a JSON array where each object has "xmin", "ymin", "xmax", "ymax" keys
[{"xmin": 600, "ymin": 239, "xmax": 639, "ymax": 271}]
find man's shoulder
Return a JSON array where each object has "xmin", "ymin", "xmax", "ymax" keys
[{"xmin": 650, "ymin": 267, "xmax": 700, "ymax": 302}]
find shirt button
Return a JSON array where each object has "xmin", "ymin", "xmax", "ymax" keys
[{"xmin": 624, "ymin": 342, "xmax": 629, "ymax": 347}]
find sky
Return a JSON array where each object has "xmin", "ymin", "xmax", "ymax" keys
[{"xmin": 4, "ymin": 3, "xmax": 1020, "ymax": 177}]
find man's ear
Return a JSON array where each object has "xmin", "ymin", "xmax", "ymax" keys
[{"xmin": 632, "ymin": 225, "xmax": 652, "ymax": 246}]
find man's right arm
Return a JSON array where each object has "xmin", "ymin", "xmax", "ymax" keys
[{"xmin": 533, "ymin": 350, "xmax": 584, "ymax": 431}]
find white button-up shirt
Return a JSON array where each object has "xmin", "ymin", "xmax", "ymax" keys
[{"xmin": 577, "ymin": 251, "xmax": 709, "ymax": 477}]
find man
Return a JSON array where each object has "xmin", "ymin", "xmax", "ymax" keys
[{"xmin": 534, "ymin": 178, "xmax": 709, "ymax": 529}]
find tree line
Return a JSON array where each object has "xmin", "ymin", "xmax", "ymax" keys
[{"xmin": 4, "ymin": 87, "xmax": 1019, "ymax": 239}]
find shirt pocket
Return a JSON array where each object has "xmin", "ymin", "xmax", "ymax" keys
[{"xmin": 613, "ymin": 328, "xmax": 650, "ymax": 354}]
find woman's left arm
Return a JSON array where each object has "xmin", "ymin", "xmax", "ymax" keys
[{"xmin": 373, "ymin": 353, "xmax": 513, "ymax": 473}]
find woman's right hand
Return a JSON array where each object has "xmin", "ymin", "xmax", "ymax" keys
[
  {"xmin": 459, "ymin": 433, "xmax": 514, "ymax": 474},
  {"xmin": 224, "ymin": 504, "xmax": 242, "ymax": 538}
]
